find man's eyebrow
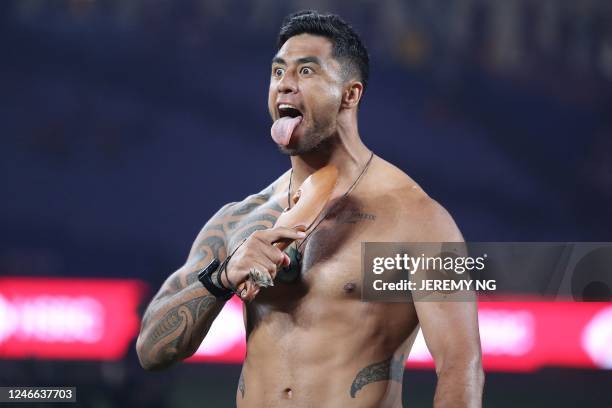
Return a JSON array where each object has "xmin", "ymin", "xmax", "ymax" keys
[
  {"xmin": 271, "ymin": 56, "xmax": 322, "ymax": 66},
  {"xmin": 296, "ymin": 56, "xmax": 321, "ymax": 66},
  {"xmin": 271, "ymin": 57, "xmax": 286, "ymax": 65}
]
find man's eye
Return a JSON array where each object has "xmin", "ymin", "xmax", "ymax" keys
[
  {"xmin": 300, "ymin": 67, "xmax": 313, "ymax": 75},
  {"xmin": 274, "ymin": 68, "xmax": 284, "ymax": 77}
]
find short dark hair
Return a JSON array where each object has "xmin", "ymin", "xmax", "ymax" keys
[{"xmin": 277, "ymin": 10, "xmax": 370, "ymax": 93}]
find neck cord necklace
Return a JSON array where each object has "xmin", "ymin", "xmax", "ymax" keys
[{"xmin": 278, "ymin": 151, "xmax": 374, "ymax": 282}]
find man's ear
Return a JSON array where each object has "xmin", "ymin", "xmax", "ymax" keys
[{"xmin": 341, "ymin": 81, "xmax": 363, "ymax": 109}]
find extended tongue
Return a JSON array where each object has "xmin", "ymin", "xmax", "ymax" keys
[{"xmin": 271, "ymin": 116, "xmax": 302, "ymax": 146}]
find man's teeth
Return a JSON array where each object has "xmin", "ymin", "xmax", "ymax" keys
[{"xmin": 279, "ymin": 104, "xmax": 297, "ymax": 111}]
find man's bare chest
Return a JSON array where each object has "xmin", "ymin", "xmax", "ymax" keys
[{"xmin": 225, "ymin": 194, "xmax": 384, "ymax": 299}]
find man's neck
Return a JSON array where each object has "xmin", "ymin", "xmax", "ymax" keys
[{"xmin": 289, "ymin": 131, "xmax": 371, "ymax": 190}]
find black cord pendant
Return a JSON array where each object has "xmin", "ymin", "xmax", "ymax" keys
[
  {"xmin": 278, "ymin": 244, "xmax": 302, "ymax": 283},
  {"xmin": 277, "ymin": 151, "xmax": 373, "ymax": 285}
]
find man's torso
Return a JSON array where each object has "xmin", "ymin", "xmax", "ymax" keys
[{"xmin": 222, "ymin": 158, "xmax": 429, "ymax": 407}]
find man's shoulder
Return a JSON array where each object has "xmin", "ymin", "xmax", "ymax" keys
[
  {"xmin": 366, "ymin": 155, "xmax": 426, "ymax": 206},
  {"xmin": 191, "ymin": 171, "xmax": 290, "ymax": 253},
  {"xmin": 368, "ymin": 157, "xmax": 463, "ymax": 242},
  {"xmin": 236, "ymin": 170, "xmax": 290, "ymax": 212},
  {"xmin": 214, "ymin": 170, "xmax": 291, "ymax": 218},
  {"xmin": 406, "ymin": 195, "xmax": 463, "ymax": 242}
]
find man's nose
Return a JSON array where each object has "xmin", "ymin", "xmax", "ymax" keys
[{"xmin": 277, "ymin": 72, "xmax": 298, "ymax": 94}]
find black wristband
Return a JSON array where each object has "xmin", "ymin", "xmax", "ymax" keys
[
  {"xmin": 215, "ymin": 256, "xmax": 232, "ymax": 290},
  {"xmin": 197, "ymin": 258, "xmax": 233, "ymax": 300}
]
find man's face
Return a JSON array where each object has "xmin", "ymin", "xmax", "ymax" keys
[{"xmin": 268, "ymin": 33, "xmax": 345, "ymax": 155}]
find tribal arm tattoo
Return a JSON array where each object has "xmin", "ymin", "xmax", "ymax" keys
[
  {"xmin": 136, "ymin": 204, "xmax": 234, "ymax": 370},
  {"xmin": 349, "ymin": 353, "xmax": 405, "ymax": 398},
  {"xmin": 137, "ymin": 183, "xmax": 286, "ymax": 371}
]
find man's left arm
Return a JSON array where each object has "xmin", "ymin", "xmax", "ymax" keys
[{"xmin": 411, "ymin": 199, "xmax": 485, "ymax": 408}]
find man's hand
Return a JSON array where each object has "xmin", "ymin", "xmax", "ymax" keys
[{"xmin": 222, "ymin": 226, "xmax": 306, "ymax": 301}]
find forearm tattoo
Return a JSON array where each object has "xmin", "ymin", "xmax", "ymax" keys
[
  {"xmin": 138, "ymin": 205, "xmax": 232, "ymax": 367},
  {"xmin": 138, "ymin": 184, "xmax": 286, "ymax": 368},
  {"xmin": 350, "ymin": 354, "xmax": 405, "ymax": 398},
  {"xmin": 140, "ymin": 291, "xmax": 217, "ymax": 368}
]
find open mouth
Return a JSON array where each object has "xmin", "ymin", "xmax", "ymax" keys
[
  {"xmin": 278, "ymin": 104, "xmax": 303, "ymax": 119},
  {"xmin": 271, "ymin": 104, "xmax": 305, "ymax": 146}
]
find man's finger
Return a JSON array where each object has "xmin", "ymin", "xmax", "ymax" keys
[
  {"xmin": 255, "ymin": 226, "xmax": 306, "ymax": 244},
  {"xmin": 241, "ymin": 279, "xmax": 259, "ymax": 302},
  {"xmin": 254, "ymin": 239, "xmax": 286, "ymax": 265},
  {"xmin": 281, "ymin": 253, "xmax": 290, "ymax": 267}
]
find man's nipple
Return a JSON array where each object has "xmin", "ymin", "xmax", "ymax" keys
[{"xmin": 343, "ymin": 282, "xmax": 357, "ymax": 293}]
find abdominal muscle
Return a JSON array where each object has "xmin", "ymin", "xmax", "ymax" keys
[{"xmin": 236, "ymin": 297, "xmax": 419, "ymax": 408}]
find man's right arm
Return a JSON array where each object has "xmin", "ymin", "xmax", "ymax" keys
[{"xmin": 135, "ymin": 203, "xmax": 234, "ymax": 371}]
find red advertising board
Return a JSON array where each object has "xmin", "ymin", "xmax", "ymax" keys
[
  {"xmin": 0, "ymin": 277, "xmax": 146, "ymax": 360},
  {"xmin": 1, "ymin": 277, "xmax": 610, "ymax": 372}
]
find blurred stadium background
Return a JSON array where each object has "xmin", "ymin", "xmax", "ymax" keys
[{"xmin": 1, "ymin": 0, "xmax": 611, "ymax": 406}]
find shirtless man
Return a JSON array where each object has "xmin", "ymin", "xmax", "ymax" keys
[{"xmin": 136, "ymin": 10, "xmax": 484, "ymax": 407}]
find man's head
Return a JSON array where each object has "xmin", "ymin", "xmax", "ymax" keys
[{"xmin": 268, "ymin": 11, "xmax": 369, "ymax": 156}]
